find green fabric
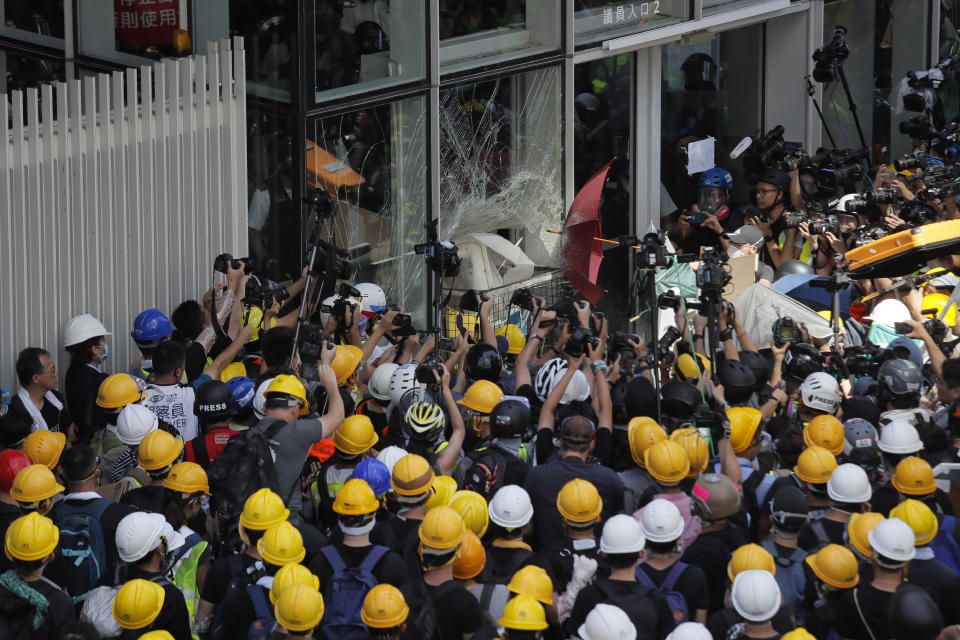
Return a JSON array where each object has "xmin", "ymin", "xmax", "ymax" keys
[{"xmin": 0, "ymin": 570, "xmax": 49, "ymax": 631}]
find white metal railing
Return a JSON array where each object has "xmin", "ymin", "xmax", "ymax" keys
[{"xmin": 0, "ymin": 38, "xmax": 248, "ymax": 392}]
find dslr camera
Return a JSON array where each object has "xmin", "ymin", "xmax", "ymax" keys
[
  {"xmin": 415, "ymin": 361, "xmax": 444, "ymax": 384},
  {"xmin": 214, "ymin": 253, "xmax": 254, "ymax": 275},
  {"xmin": 510, "ymin": 288, "xmax": 536, "ymax": 311},
  {"xmin": 242, "ymin": 278, "xmax": 289, "ymax": 308},
  {"xmin": 460, "ymin": 289, "xmax": 490, "ymax": 313},
  {"xmin": 772, "ymin": 317, "xmax": 800, "ymax": 347},
  {"xmin": 564, "ymin": 326, "xmax": 600, "ymax": 358}
]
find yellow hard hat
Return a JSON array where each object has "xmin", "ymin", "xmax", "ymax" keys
[
  {"xmin": 805, "ymin": 544, "xmax": 859, "ymax": 589},
  {"xmin": 112, "ymin": 579, "xmax": 165, "ymax": 630},
  {"xmin": 418, "ymin": 505, "xmax": 465, "ymax": 551},
  {"xmin": 219, "ymin": 361, "xmax": 247, "ymax": 383},
  {"xmin": 274, "ymin": 583, "xmax": 324, "ymax": 633},
  {"xmin": 239, "ymin": 488, "xmax": 290, "ymax": 531},
  {"xmin": 453, "ymin": 529, "xmax": 486, "ymax": 580},
  {"xmin": 499, "ymin": 594, "xmax": 548, "ymax": 631},
  {"xmin": 332, "ymin": 415, "xmax": 379, "ymax": 455},
  {"xmin": 781, "ymin": 628, "xmax": 818, "ymax": 640},
  {"xmin": 270, "ymin": 563, "xmax": 319, "ymax": 605},
  {"xmin": 495, "ymin": 325, "xmax": 526, "ymax": 355},
  {"xmin": 674, "ymin": 352, "xmax": 711, "ymax": 380},
  {"xmin": 727, "ymin": 407, "xmax": 762, "ymax": 453},
  {"xmin": 425, "ymin": 475, "xmax": 457, "ymax": 510},
  {"xmin": 889, "ymin": 162, "xmax": 914, "ymax": 177},
  {"xmin": 4, "ymin": 512, "xmax": 59, "ymax": 561},
  {"xmin": 11, "ymin": 464, "xmax": 64, "ymax": 503},
  {"xmin": 670, "ymin": 428, "xmax": 709, "ymax": 476},
  {"xmin": 163, "ymin": 462, "xmax": 210, "ymax": 495},
  {"xmin": 508, "ymin": 565, "xmax": 554, "ymax": 604},
  {"xmin": 890, "ymin": 499, "xmax": 938, "ymax": 546},
  {"xmin": 332, "ymin": 345, "xmax": 363, "ymax": 384},
  {"xmin": 265, "ymin": 374, "xmax": 308, "ymax": 416},
  {"xmin": 457, "ymin": 380, "xmax": 504, "ymax": 414},
  {"xmin": 448, "ymin": 490, "xmax": 489, "ymax": 537},
  {"xmin": 333, "ymin": 478, "xmax": 379, "ymax": 516},
  {"xmin": 557, "ymin": 478, "xmax": 602, "ymax": 524},
  {"xmin": 644, "ymin": 440, "xmax": 691, "ymax": 485},
  {"xmin": 846, "ymin": 512, "xmax": 885, "ymax": 560},
  {"xmin": 391, "ymin": 454, "xmax": 435, "ymax": 497},
  {"xmin": 137, "ymin": 430, "xmax": 183, "ymax": 471},
  {"xmin": 804, "ymin": 415, "xmax": 845, "ymax": 456},
  {"xmin": 922, "ymin": 292, "xmax": 958, "ymax": 327},
  {"xmin": 243, "ymin": 306, "xmax": 277, "ymax": 342},
  {"xmin": 892, "ymin": 456, "xmax": 936, "ymax": 496},
  {"xmin": 816, "ymin": 310, "xmax": 845, "ymax": 334},
  {"xmin": 257, "ymin": 521, "xmax": 306, "ymax": 566},
  {"xmin": 727, "ymin": 543, "xmax": 776, "ymax": 581},
  {"xmin": 137, "ymin": 632, "xmax": 175, "ymax": 640},
  {"xmin": 794, "ymin": 446, "xmax": 837, "ymax": 484},
  {"xmin": 97, "ymin": 373, "xmax": 145, "ymax": 409},
  {"xmin": 361, "ymin": 584, "xmax": 410, "ymax": 629},
  {"xmin": 23, "ymin": 430, "xmax": 66, "ymax": 469},
  {"xmin": 627, "ymin": 417, "xmax": 666, "ymax": 468}
]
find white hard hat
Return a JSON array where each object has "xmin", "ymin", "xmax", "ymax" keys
[
  {"xmin": 578, "ymin": 603, "xmax": 637, "ymax": 640},
  {"xmin": 638, "ymin": 498, "xmax": 685, "ymax": 543},
  {"xmin": 254, "ymin": 377, "xmax": 274, "ymax": 420},
  {"xmin": 878, "ymin": 420, "xmax": 923, "ymax": 454},
  {"xmin": 116, "ymin": 512, "xmax": 183, "ymax": 563},
  {"xmin": 868, "ymin": 517, "xmax": 916, "ymax": 563},
  {"xmin": 355, "ymin": 282, "xmax": 386, "ymax": 317},
  {"xmin": 368, "ymin": 363, "xmax": 399, "ymax": 403},
  {"xmin": 865, "ymin": 298, "xmax": 911, "ymax": 327},
  {"xmin": 375, "ymin": 446, "xmax": 408, "ymax": 475},
  {"xmin": 388, "ymin": 365, "xmax": 418, "ymax": 409},
  {"xmin": 731, "ymin": 569, "xmax": 782, "ymax": 623},
  {"xmin": 799, "ymin": 372, "xmax": 841, "ymax": 414},
  {"xmin": 600, "ymin": 514, "xmax": 646, "ymax": 554},
  {"xmin": 666, "ymin": 622, "xmax": 713, "ymax": 640},
  {"xmin": 116, "ymin": 404, "xmax": 159, "ymax": 446},
  {"xmin": 318, "ymin": 295, "xmax": 340, "ymax": 329},
  {"xmin": 562, "ymin": 370, "xmax": 591, "ymax": 404},
  {"xmin": 63, "ymin": 314, "xmax": 111, "ymax": 348},
  {"xmin": 488, "ymin": 485, "xmax": 534, "ymax": 529},
  {"xmin": 827, "ymin": 463, "xmax": 872, "ymax": 504}
]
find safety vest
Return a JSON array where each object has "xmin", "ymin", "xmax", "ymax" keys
[
  {"xmin": 171, "ymin": 526, "xmax": 208, "ymax": 638},
  {"xmin": 778, "ymin": 231, "xmax": 814, "ymax": 264}
]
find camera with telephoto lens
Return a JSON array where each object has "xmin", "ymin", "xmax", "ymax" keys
[
  {"xmin": 899, "ymin": 116, "xmax": 936, "ymax": 141},
  {"xmin": 918, "ymin": 181, "xmax": 960, "ymax": 202},
  {"xmin": 840, "ymin": 344, "xmax": 885, "ymax": 378},
  {"xmin": 460, "ymin": 289, "xmax": 489, "ymax": 313},
  {"xmin": 242, "ymin": 279, "xmax": 289, "ymax": 308},
  {"xmin": 657, "ymin": 290, "xmax": 682, "ymax": 312},
  {"xmin": 808, "ymin": 215, "xmax": 842, "ymax": 236},
  {"xmin": 657, "ymin": 326, "xmax": 682, "ymax": 360},
  {"xmin": 846, "ymin": 188, "xmax": 903, "ymax": 211},
  {"xmin": 320, "ymin": 297, "xmax": 357, "ymax": 325},
  {"xmin": 895, "ymin": 148, "xmax": 929, "ymax": 172},
  {"xmin": 538, "ymin": 298, "xmax": 580, "ymax": 330},
  {"xmin": 415, "ymin": 361, "xmax": 444, "ymax": 384},
  {"xmin": 303, "ymin": 187, "xmax": 335, "ymax": 219},
  {"xmin": 692, "ymin": 404, "xmax": 727, "ymax": 449},
  {"xmin": 510, "ymin": 288, "xmax": 535, "ymax": 311},
  {"xmin": 897, "ymin": 200, "xmax": 940, "ymax": 227},
  {"xmin": 813, "ymin": 148, "xmax": 868, "ymax": 189},
  {"xmin": 696, "ymin": 247, "xmax": 731, "ymax": 291},
  {"xmin": 845, "ymin": 224, "xmax": 887, "ymax": 248},
  {"xmin": 740, "ymin": 125, "xmax": 804, "ymax": 183},
  {"xmin": 564, "ymin": 326, "xmax": 600, "ymax": 358},
  {"xmin": 639, "ymin": 231, "xmax": 671, "ymax": 269},
  {"xmin": 778, "ymin": 149, "xmax": 812, "ymax": 173},
  {"xmin": 781, "ymin": 212, "xmax": 805, "ymax": 229},
  {"xmin": 608, "ymin": 332, "xmax": 640, "ymax": 366},
  {"xmin": 772, "ymin": 317, "xmax": 800, "ymax": 347},
  {"xmin": 415, "ymin": 219, "xmax": 461, "ymax": 277},
  {"xmin": 214, "ymin": 253, "xmax": 254, "ymax": 275}
]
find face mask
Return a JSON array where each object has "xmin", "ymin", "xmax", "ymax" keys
[
  {"xmin": 340, "ymin": 519, "xmax": 376, "ymax": 536},
  {"xmin": 100, "ymin": 344, "xmax": 110, "ymax": 363},
  {"xmin": 727, "ymin": 246, "xmax": 746, "ymax": 259}
]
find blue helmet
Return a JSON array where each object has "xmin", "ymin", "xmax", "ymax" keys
[
  {"xmin": 349, "ymin": 458, "xmax": 391, "ymax": 498},
  {"xmin": 131, "ymin": 308, "xmax": 175, "ymax": 343},
  {"xmin": 699, "ymin": 167, "xmax": 733, "ymax": 191},
  {"xmin": 227, "ymin": 376, "xmax": 256, "ymax": 418}
]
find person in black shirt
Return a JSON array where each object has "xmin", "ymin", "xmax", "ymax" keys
[
  {"xmin": 63, "ymin": 314, "xmax": 111, "ymax": 444},
  {"xmin": 483, "ymin": 485, "xmax": 537, "ymax": 584},
  {"xmin": 798, "ymin": 463, "xmax": 871, "ymax": 551},
  {"xmin": 2, "ymin": 347, "xmax": 75, "ymax": 446},
  {"xmin": 726, "ymin": 570, "xmax": 783, "ymax": 640}
]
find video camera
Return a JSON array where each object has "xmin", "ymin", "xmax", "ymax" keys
[
  {"xmin": 812, "ymin": 25, "xmax": 850, "ymax": 83},
  {"xmin": 895, "ymin": 149, "xmax": 928, "ymax": 172},
  {"xmin": 899, "ymin": 115, "xmax": 936, "ymax": 141},
  {"xmin": 812, "ymin": 148, "xmax": 868, "ymax": 189},
  {"xmin": 902, "ymin": 68, "xmax": 944, "ymax": 113},
  {"xmin": 695, "ymin": 247, "xmax": 731, "ymax": 292},
  {"xmin": 738, "ymin": 125, "xmax": 804, "ymax": 183},
  {"xmin": 214, "ymin": 253, "xmax": 254, "ymax": 275}
]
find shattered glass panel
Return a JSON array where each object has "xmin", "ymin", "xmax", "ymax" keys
[
  {"xmin": 309, "ymin": 95, "xmax": 428, "ymax": 322},
  {"xmin": 438, "ymin": 66, "xmax": 563, "ymax": 271}
]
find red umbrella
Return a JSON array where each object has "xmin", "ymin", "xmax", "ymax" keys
[{"xmin": 562, "ymin": 160, "xmax": 613, "ymax": 304}]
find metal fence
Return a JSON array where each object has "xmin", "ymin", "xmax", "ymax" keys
[{"xmin": 0, "ymin": 38, "xmax": 248, "ymax": 392}]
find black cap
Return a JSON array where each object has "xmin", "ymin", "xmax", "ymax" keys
[
  {"xmin": 757, "ymin": 169, "xmax": 792, "ymax": 192},
  {"xmin": 769, "ymin": 485, "xmax": 809, "ymax": 532},
  {"xmin": 841, "ymin": 396, "xmax": 880, "ymax": 428},
  {"xmin": 62, "ymin": 443, "xmax": 98, "ymax": 482}
]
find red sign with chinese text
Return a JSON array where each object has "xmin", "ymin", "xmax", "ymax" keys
[{"xmin": 114, "ymin": 0, "xmax": 180, "ymax": 48}]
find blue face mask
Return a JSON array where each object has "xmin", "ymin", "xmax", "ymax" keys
[
  {"xmin": 867, "ymin": 323, "xmax": 922, "ymax": 350},
  {"xmin": 100, "ymin": 344, "xmax": 110, "ymax": 363}
]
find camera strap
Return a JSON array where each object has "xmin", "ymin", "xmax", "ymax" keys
[{"xmin": 210, "ymin": 281, "xmax": 228, "ymax": 342}]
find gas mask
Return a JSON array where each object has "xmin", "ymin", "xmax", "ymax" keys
[{"xmin": 698, "ymin": 187, "xmax": 728, "ymax": 218}]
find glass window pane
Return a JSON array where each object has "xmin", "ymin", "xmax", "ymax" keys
[
  {"xmin": 660, "ymin": 25, "xmax": 763, "ymax": 253},
  {"xmin": 230, "ymin": 0, "xmax": 295, "ymax": 102},
  {"xmin": 308, "ymin": 96, "xmax": 428, "ymax": 321},
  {"xmin": 575, "ymin": 0, "xmax": 689, "ymax": 47},
  {"xmin": 438, "ymin": 66, "xmax": 563, "ymax": 280},
  {"xmin": 1, "ymin": 1, "xmax": 64, "ymax": 44},
  {"xmin": 440, "ymin": 0, "xmax": 559, "ymax": 69},
  {"xmin": 313, "ymin": 0, "xmax": 426, "ymax": 102},
  {"xmin": 574, "ymin": 55, "xmax": 636, "ymax": 330},
  {"xmin": 0, "ymin": 49, "xmax": 65, "ymax": 95},
  {"xmin": 702, "ymin": 0, "xmax": 778, "ymax": 18}
]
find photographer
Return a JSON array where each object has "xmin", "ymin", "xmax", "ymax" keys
[
  {"xmin": 746, "ymin": 169, "xmax": 796, "ymax": 269},
  {"xmin": 674, "ymin": 168, "xmax": 742, "ymax": 253}
]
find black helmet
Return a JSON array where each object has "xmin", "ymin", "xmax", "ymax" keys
[
  {"xmin": 774, "ymin": 259, "xmax": 814, "ymax": 281},
  {"xmin": 738, "ymin": 350, "xmax": 771, "ymax": 387},
  {"xmin": 464, "ymin": 344, "xmax": 503, "ymax": 382},
  {"xmin": 624, "ymin": 376, "xmax": 657, "ymax": 420},
  {"xmin": 660, "ymin": 381, "xmax": 701, "ymax": 420},
  {"xmin": 889, "ymin": 584, "xmax": 943, "ymax": 640},
  {"xmin": 489, "ymin": 399, "xmax": 531, "ymax": 439},
  {"xmin": 194, "ymin": 380, "xmax": 235, "ymax": 423},
  {"xmin": 877, "ymin": 358, "xmax": 922, "ymax": 407},
  {"xmin": 785, "ymin": 343, "xmax": 823, "ymax": 382},
  {"xmin": 769, "ymin": 485, "xmax": 809, "ymax": 533},
  {"xmin": 716, "ymin": 359, "xmax": 757, "ymax": 404}
]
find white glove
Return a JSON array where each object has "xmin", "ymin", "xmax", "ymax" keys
[{"xmin": 556, "ymin": 554, "xmax": 598, "ymax": 622}]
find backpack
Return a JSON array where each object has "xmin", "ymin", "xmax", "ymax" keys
[
  {"xmin": 635, "ymin": 562, "xmax": 690, "ymax": 623},
  {"xmin": 928, "ymin": 515, "xmax": 960, "ymax": 575},
  {"xmin": 208, "ymin": 555, "xmax": 267, "ymax": 640},
  {"xmin": 761, "ymin": 538, "xmax": 807, "ymax": 622},
  {"xmin": 50, "ymin": 498, "xmax": 111, "ymax": 603},
  {"xmin": 374, "ymin": 518, "xmax": 422, "ymax": 579},
  {"xmin": 480, "ymin": 547, "xmax": 532, "ymax": 584},
  {"xmin": 400, "ymin": 580, "xmax": 457, "ymax": 640},
  {"xmin": 81, "ymin": 566, "xmax": 171, "ymax": 639},
  {"xmin": 318, "ymin": 545, "xmax": 389, "ymax": 639},
  {"xmin": 245, "ymin": 585, "xmax": 276, "ymax": 640},
  {"xmin": 207, "ymin": 418, "xmax": 286, "ymax": 540},
  {"xmin": 463, "ymin": 447, "xmax": 509, "ymax": 499},
  {"xmin": 594, "ymin": 578, "xmax": 656, "ymax": 631}
]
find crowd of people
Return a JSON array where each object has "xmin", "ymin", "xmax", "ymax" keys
[{"xmin": 5, "ymin": 140, "xmax": 960, "ymax": 640}]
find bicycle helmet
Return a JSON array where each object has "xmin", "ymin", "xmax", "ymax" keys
[
  {"xmin": 388, "ymin": 365, "xmax": 418, "ymax": 409},
  {"xmin": 227, "ymin": 376, "xmax": 256, "ymax": 419},
  {"xmin": 404, "ymin": 401, "xmax": 446, "ymax": 442},
  {"xmin": 368, "ymin": 363, "xmax": 399, "ymax": 403},
  {"xmin": 534, "ymin": 358, "xmax": 567, "ymax": 402},
  {"xmin": 699, "ymin": 167, "xmax": 733, "ymax": 190}
]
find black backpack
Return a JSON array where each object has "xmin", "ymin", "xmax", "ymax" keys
[
  {"xmin": 207, "ymin": 418, "xmax": 286, "ymax": 541},
  {"xmin": 207, "ymin": 555, "xmax": 267, "ymax": 640},
  {"xmin": 480, "ymin": 547, "xmax": 532, "ymax": 584},
  {"xmin": 463, "ymin": 447, "xmax": 509, "ymax": 499},
  {"xmin": 594, "ymin": 579, "xmax": 655, "ymax": 635},
  {"xmin": 400, "ymin": 580, "xmax": 457, "ymax": 640}
]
